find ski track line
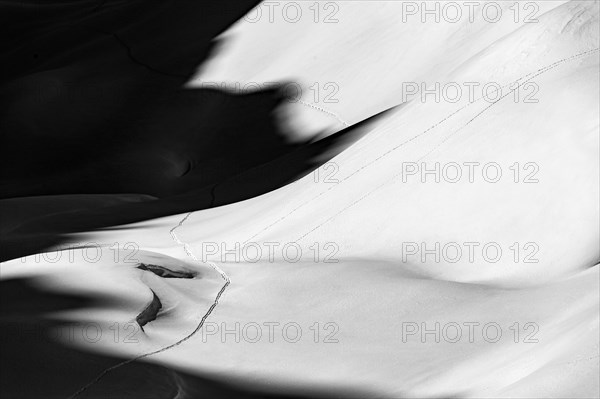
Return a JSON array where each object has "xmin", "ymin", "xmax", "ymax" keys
[
  {"xmin": 242, "ymin": 49, "xmax": 573, "ymax": 245},
  {"xmin": 69, "ymin": 213, "xmax": 230, "ymax": 398},
  {"xmin": 297, "ymin": 99, "xmax": 350, "ymax": 127},
  {"xmin": 294, "ymin": 48, "xmax": 600, "ymax": 243}
]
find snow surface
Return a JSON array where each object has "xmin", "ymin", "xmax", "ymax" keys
[{"xmin": 2, "ymin": 1, "xmax": 599, "ymax": 398}]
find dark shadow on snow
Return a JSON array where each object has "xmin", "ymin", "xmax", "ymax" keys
[
  {"xmin": 1, "ymin": 2, "xmax": 391, "ymax": 397},
  {"xmin": 137, "ymin": 263, "xmax": 196, "ymax": 279},
  {"xmin": 0, "ymin": 278, "xmax": 380, "ymax": 399},
  {"xmin": 0, "ymin": 0, "xmax": 390, "ymax": 262}
]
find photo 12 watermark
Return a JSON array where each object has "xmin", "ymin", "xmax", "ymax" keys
[
  {"xmin": 18, "ymin": 242, "xmax": 141, "ymax": 264},
  {"xmin": 401, "ymin": 321, "xmax": 540, "ymax": 343},
  {"xmin": 199, "ymin": 241, "xmax": 340, "ymax": 264},
  {"xmin": 398, "ymin": 1, "xmax": 541, "ymax": 24},
  {"xmin": 201, "ymin": 321, "xmax": 340, "ymax": 344},
  {"xmin": 401, "ymin": 81, "xmax": 540, "ymax": 104},
  {"xmin": 401, "ymin": 241, "xmax": 540, "ymax": 264},
  {"xmin": 196, "ymin": 81, "xmax": 340, "ymax": 104},
  {"xmin": 3, "ymin": 321, "xmax": 143, "ymax": 345},
  {"xmin": 244, "ymin": 1, "xmax": 341, "ymax": 24},
  {"xmin": 400, "ymin": 161, "xmax": 540, "ymax": 184}
]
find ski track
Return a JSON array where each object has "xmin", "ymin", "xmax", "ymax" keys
[
  {"xmin": 297, "ymin": 99, "xmax": 350, "ymax": 127},
  {"xmin": 293, "ymin": 48, "xmax": 599, "ymax": 243},
  {"xmin": 69, "ymin": 47, "xmax": 598, "ymax": 397},
  {"xmin": 69, "ymin": 214, "xmax": 230, "ymax": 398},
  {"xmin": 240, "ymin": 48, "xmax": 599, "ymax": 244}
]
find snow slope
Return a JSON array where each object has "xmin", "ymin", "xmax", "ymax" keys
[
  {"xmin": 2, "ymin": 1, "xmax": 599, "ymax": 398},
  {"xmin": 186, "ymin": 0, "xmax": 599, "ymax": 285}
]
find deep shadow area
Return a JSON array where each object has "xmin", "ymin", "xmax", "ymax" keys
[
  {"xmin": 1, "ymin": 109, "xmax": 387, "ymax": 261},
  {"xmin": 0, "ymin": 278, "xmax": 378, "ymax": 399},
  {"xmin": 0, "ymin": 0, "xmax": 386, "ymax": 261},
  {"xmin": 1, "ymin": 2, "xmax": 388, "ymax": 397},
  {"xmin": 135, "ymin": 290, "xmax": 161, "ymax": 331}
]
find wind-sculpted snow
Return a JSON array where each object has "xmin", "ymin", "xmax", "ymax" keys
[
  {"xmin": 2, "ymin": 0, "xmax": 599, "ymax": 398},
  {"xmin": 137, "ymin": 263, "xmax": 196, "ymax": 279},
  {"xmin": 135, "ymin": 291, "xmax": 162, "ymax": 331}
]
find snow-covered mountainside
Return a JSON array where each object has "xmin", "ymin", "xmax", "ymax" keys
[{"xmin": 2, "ymin": 1, "xmax": 598, "ymax": 398}]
